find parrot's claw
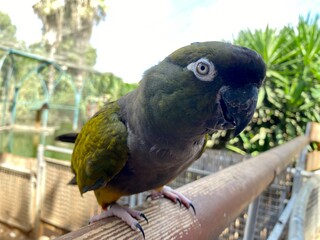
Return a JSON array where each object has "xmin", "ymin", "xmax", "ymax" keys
[
  {"xmin": 140, "ymin": 213, "xmax": 149, "ymax": 224},
  {"xmin": 176, "ymin": 198, "xmax": 182, "ymax": 208},
  {"xmin": 89, "ymin": 203, "xmax": 147, "ymax": 239},
  {"xmin": 136, "ymin": 223, "xmax": 145, "ymax": 239},
  {"xmin": 189, "ymin": 202, "xmax": 196, "ymax": 215},
  {"xmin": 149, "ymin": 186, "xmax": 196, "ymax": 215}
]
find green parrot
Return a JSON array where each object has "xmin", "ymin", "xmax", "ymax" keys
[{"xmin": 57, "ymin": 41, "xmax": 266, "ymax": 238}]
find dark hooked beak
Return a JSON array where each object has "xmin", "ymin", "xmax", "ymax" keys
[{"xmin": 219, "ymin": 85, "xmax": 258, "ymax": 136}]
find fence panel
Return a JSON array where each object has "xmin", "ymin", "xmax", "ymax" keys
[
  {"xmin": 305, "ymin": 185, "xmax": 320, "ymax": 240},
  {"xmin": 0, "ymin": 164, "xmax": 35, "ymax": 232},
  {"xmin": 41, "ymin": 158, "xmax": 100, "ymax": 231},
  {"xmin": 289, "ymin": 175, "xmax": 320, "ymax": 239}
]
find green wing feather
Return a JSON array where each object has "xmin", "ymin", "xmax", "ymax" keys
[{"xmin": 71, "ymin": 101, "xmax": 128, "ymax": 194}]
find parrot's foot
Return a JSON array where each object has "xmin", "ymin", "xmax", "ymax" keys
[
  {"xmin": 89, "ymin": 203, "xmax": 148, "ymax": 239},
  {"xmin": 147, "ymin": 186, "xmax": 196, "ymax": 215}
]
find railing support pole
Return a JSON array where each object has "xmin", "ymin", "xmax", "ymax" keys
[
  {"xmin": 243, "ymin": 196, "xmax": 260, "ymax": 240},
  {"xmin": 33, "ymin": 144, "xmax": 45, "ymax": 239}
]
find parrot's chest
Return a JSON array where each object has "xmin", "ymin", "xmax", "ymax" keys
[{"xmin": 108, "ymin": 130, "xmax": 205, "ymax": 195}]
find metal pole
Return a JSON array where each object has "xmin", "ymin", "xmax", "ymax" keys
[
  {"xmin": 129, "ymin": 195, "xmax": 136, "ymax": 208},
  {"xmin": 40, "ymin": 107, "xmax": 49, "ymax": 145},
  {"xmin": 267, "ymin": 195, "xmax": 297, "ymax": 240},
  {"xmin": 73, "ymin": 89, "xmax": 82, "ymax": 131},
  {"xmin": 243, "ymin": 196, "xmax": 260, "ymax": 240},
  {"xmin": 34, "ymin": 144, "xmax": 45, "ymax": 238},
  {"xmin": 137, "ymin": 193, "xmax": 144, "ymax": 206},
  {"xmin": 45, "ymin": 145, "xmax": 73, "ymax": 154},
  {"xmin": 10, "ymin": 86, "xmax": 19, "ymax": 125},
  {"xmin": 1, "ymin": 61, "xmax": 13, "ymax": 126},
  {"xmin": 0, "ymin": 52, "xmax": 10, "ymax": 126}
]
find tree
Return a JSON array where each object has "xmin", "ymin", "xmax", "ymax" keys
[
  {"xmin": 33, "ymin": 0, "xmax": 106, "ymax": 65},
  {"xmin": 0, "ymin": 11, "xmax": 17, "ymax": 43},
  {"xmin": 32, "ymin": 0, "xmax": 107, "ymax": 101}
]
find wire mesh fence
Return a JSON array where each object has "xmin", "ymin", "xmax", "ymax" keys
[
  {"xmin": 305, "ymin": 186, "xmax": 320, "ymax": 240},
  {"xmin": 0, "ymin": 164, "xmax": 35, "ymax": 232},
  {"xmin": 171, "ymin": 149, "xmax": 247, "ymax": 189},
  {"xmin": 289, "ymin": 175, "xmax": 320, "ymax": 240},
  {"xmin": 252, "ymin": 168, "xmax": 293, "ymax": 240},
  {"xmin": 41, "ymin": 158, "xmax": 100, "ymax": 231}
]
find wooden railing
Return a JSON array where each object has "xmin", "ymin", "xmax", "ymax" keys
[{"xmin": 56, "ymin": 136, "xmax": 309, "ymax": 240}]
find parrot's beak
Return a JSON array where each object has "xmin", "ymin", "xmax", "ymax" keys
[{"xmin": 219, "ymin": 85, "xmax": 258, "ymax": 136}]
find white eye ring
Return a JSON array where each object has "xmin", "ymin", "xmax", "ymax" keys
[{"xmin": 187, "ymin": 58, "xmax": 217, "ymax": 81}]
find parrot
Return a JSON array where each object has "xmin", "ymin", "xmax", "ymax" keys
[{"xmin": 56, "ymin": 41, "xmax": 266, "ymax": 238}]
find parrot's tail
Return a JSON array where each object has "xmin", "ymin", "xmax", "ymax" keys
[
  {"xmin": 68, "ymin": 176, "xmax": 77, "ymax": 185},
  {"xmin": 55, "ymin": 133, "xmax": 78, "ymax": 143}
]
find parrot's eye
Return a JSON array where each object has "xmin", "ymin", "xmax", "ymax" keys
[
  {"xmin": 196, "ymin": 62, "xmax": 209, "ymax": 75},
  {"xmin": 187, "ymin": 58, "xmax": 217, "ymax": 82}
]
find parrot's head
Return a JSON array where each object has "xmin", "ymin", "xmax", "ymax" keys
[{"xmin": 136, "ymin": 41, "xmax": 266, "ymax": 142}]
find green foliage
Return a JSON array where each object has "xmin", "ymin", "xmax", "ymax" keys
[
  {"xmin": 53, "ymin": 37, "xmax": 98, "ymax": 66},
  {"xmin": 210, "ymin": 15, "xmax": 320, "ymax": 155},
  {"xmin": 81, "ymin": 72, "xmax": 137, "ymax": 121},
  {"xmin": 83, "ymin": 72, "xmax": 134, "ymax": 102},
  {"xmin": 0, "ymin": 11, "xmax": 16, "ymax": 41}
]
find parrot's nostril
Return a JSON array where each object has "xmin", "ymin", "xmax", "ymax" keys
[{"xmin": 219, "ymin": 98, "xmax": 236, "ymax": 125}]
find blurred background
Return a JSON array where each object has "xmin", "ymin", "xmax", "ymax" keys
[{"xmin": 0, "ymin": 0, "xmax": 319, "ymax": 239}]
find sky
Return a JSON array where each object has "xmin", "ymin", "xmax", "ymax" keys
[{"xmin": 0, "ymin": 0, "xmax": 319, "ymax": 83}]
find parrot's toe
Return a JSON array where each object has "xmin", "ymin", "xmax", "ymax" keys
[
  {"xmin": 148, "ymin": 186, "xmax": 196, "ymax": 215},
  {"xmin": 89, "ymin": 203, "xmax": 147, "ymax": 239}
]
